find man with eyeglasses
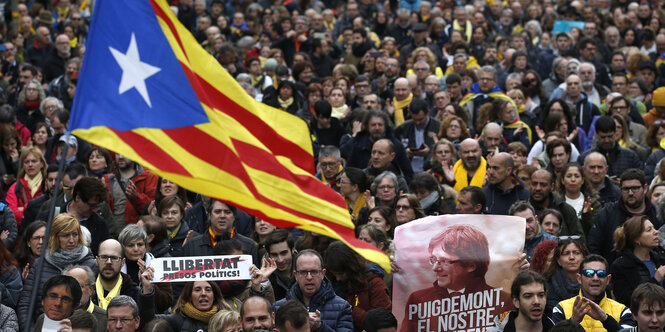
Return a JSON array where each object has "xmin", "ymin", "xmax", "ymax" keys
[
  {"xmin": 94, "ymin": 239, "xmax": 139, "ymax": 310},
  {"xmin": 608, "ymin": 74, "xmax": 647, "ymax": 120},
  {"xmin": 460, "ymin": 66, "xmax": 514, "ymax": 132},
  {"xmin": 33, "ymin": 274, "xmax": 82, "ymax": 331},
  {"xmin": 552, "ymin": 255, "xmax": 635, "ymax": 331},
  {"xmin": 607, "ymin": 95, "xmax": 647, "ymax": 148},
  {"xmin": 64, "ymin": 265, "xmax": 108, "ymax": 332},
  {"xmin": 352, "ymin": 75, "xmax": 372, "ymax": 108},
  {"xmin": 273, "ymin": 249, "xmax": 353, "ymax": 331},
  {"xmin": 588, "ymin": 168, "xmax": 661, "ymax": 264},
  {"xmin": 400, "ymin": 224, "xmax": 512, "ymax": 332},
  {"xmin": 107, "ymin": 295, "xmax": 140, "ymax": 332},
  {"xmin": 315, "ymin": 145, "xmax": 344, "ymax": 193}
]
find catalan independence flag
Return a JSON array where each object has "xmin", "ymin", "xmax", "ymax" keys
[{"xmin": 69, "ymin": 0, "xmax": 389, "ymax": 270}]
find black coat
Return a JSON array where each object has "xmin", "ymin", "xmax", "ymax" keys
[
  {"xmin": 610, "ymin": 249, "xmax": 665, "ymax": 306},
  {"xmin": 588, "ymin": 199, "xmax": 661, "ymax": 264}
]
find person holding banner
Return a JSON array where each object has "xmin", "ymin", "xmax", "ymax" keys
[
  {"xmin": 139, "ymin": 256, "xmax": 276, "ymax": 332},
  {"xmin": 399, "ymin": 223, "xmax": 513, "ymax": 332},
  {"xmin": 118, "ymin": 224, "xmax": 173, "ymax": 313}
]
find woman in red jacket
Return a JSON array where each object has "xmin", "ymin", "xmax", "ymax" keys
[
  {"xmin": 324, "ymin": 240, "xmax": 392, "ymax": 332},
  {"xmin": 6, "ymin": 147, "xmax": 45, "ymax": 227}
]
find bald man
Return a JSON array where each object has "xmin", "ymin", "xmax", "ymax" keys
[
  {"xmin": 480, "ymin": 122, "xmax": 504, "ymax": 158},
  {"xmin": 482, "ymin": 152, "xmax": 530, "ymax": 215},
  {"xmin": 392, "ymin": 77, "xmax": 412, "ymax": 126},
  {"xmin": 453, "ymin": 139, "xmax": 487, "ymax": 193},
  {"xmin": 94, "ymin": 240, "xmax": 139, "ymax": 309}
]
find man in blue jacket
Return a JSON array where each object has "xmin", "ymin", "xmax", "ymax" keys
[{"xmin": 273, "ymin": 249, "xmax": 353, "ymax": 332}]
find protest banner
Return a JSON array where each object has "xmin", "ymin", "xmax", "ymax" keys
[
  {"xmin": 150, "ymin": 255, "xmax": 252, "ymax": 282},
  {"xmin": 393, "ymin": 215, "xmax": 525, "ymax": 332}
]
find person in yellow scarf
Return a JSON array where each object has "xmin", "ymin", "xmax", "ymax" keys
[
  {"xmin": 339, "ymin": 168, "xmax": 368, "ymax": 223},
  {"xmin": 453, "ymin": 139, "xmax": 487, "ymax": 193},
  {"xmin": 95, "ymin": 239, "xmax": 131, "ymax": 309},
  {"xmin": 392, "ymin": 78, "xmax": 412, "ymax": 126},
  {"xmin": 450, "ymin": 6, "xmax": 473, "ymax": 43},
  {"xmin": 139, "ymin": 276, "xmax": 234, "ymax": 330}
]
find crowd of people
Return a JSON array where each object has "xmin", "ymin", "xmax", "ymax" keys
[{"xmin": 0, "ymin": 0, "xmax": 663, "ymax": 331}]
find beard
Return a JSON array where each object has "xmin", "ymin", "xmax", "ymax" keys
[{"xmin": 462, "ymin": 156, "xmax": 480, "ymax": 170}]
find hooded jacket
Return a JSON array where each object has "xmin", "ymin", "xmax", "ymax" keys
[
  {"xmin": 274, "ymin": 278, "xmax": 353, "ymax": 332},
  {"xmin": 482, "ymin": 174, "xmax": 530, "ymax": 215}
]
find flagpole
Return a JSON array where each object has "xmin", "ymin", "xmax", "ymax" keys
[{"xmin": 25, "ymin": 135, "xmax": 71, "ymax": 329}]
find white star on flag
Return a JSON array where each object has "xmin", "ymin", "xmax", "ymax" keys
[{"xmin": 109, "ymin": 33, "xmax": 161, "ymax": 107}]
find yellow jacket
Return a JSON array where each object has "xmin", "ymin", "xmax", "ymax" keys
[{"xmin": 552, "ymin": 292, "xmax": 633, "ymax": 332}]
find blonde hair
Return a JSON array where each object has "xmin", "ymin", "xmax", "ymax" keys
[
  {"xmin": 48, "ymin": 213, "xmax": 87, "ymax": 254},
  {"xmin": 18, "ymin": 146, "xmax": 47, "ymax": 179},
  {"xmin": 208, "ymin": 310, "xmax": 240, "ymax": 332}
]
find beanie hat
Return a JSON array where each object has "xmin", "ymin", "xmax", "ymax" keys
[{"xmin": 654, "ymin": 87, "xmax": 665, "ymax": 107}]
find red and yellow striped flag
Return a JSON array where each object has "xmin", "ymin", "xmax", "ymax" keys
[{"xmin": 69, "ymin": 0, "xmax": 389, "ymax": 270}]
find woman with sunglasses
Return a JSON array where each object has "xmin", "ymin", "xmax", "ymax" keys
[
  {"xmin": 394, "ymin": 194, "xmax": 425, "ymax": 226},
  {"xmin": 543, "ymin": 237, "xmax": 589, "ymax": 316},
  {"xmin": 610, "ymin": 215, "xmax": 665, "ymax": 306}
]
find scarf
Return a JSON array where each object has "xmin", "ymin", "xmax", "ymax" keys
[
  {"xmin": 549, "ymin": 268, "xmax": 581, "ymax": 303},
  {"xmin": 347, "ymin": 194, "xmax": 367, "ymax": 221},
  {"xmin": 419, "ymin": 190, "xmax": 439, "ymax": 211},
  {"xmin": 278, "ymin": 96, "xmax": 293, "ymax": 110},
  {"xmin": 167, "ymin": 222, "xmax": 181, "ymax": 241},
  {"xmin": 86, "ymin": 301, "xmax": 94, "ymax": 313},
  {"xmin": 25, "ymin": 171, "xmax": 42, "ymax": 197},
  {"xmin": 45, "ymin": 246, "xmax": 89, "ymax": 268},
  {"xmin": 452, "ymin": 19, "xmax": 473, "ymax": 43},
  {"xmin": 24, "ymin": 100, "xmax": 40, "ymax": 111},
  {"xmin": 331, "ymin": 105, "xmax": 348, "ymax": 119},
  {"xmin": 393, "ymin": 93, "xmax": 413, "ymax": 127},
  {"xmin": 320, "ymin": 165, "xmax": 342, "ymax": 186},
  {"xmin": 209, "ymin": 226, "xmax": 235, "ymax": 248},
  {"xmin": 96, "ymin": 274, "xmax": 122, "ymax": 309},
  {"xmin": 618, "ymin": 138, "xmax": 627, "ymax": 148},
  {"xmin": 182, "ymin": 302, "xmax": 219, "ymax": 323},
  {"xmin": 453, "ymin": 157, "xmax": 486, "ymax": 193},
  {"xmin": 503, "ymin": 120, "xmax": 533, "ymax": 142}
]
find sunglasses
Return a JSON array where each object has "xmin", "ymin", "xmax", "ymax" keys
[
  {"xmin": 559, "ymin": 235, "xmax": 581, "ymax": 240},
  {"xmin": 581, "ymin": 269, "xmax": 608, "ymax": 278}
]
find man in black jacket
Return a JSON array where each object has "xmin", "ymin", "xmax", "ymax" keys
[
  {"xmin": 181, "ymin": 200, "xmax": 258, "ymax": 263},
  {"xmin": 394, "ymin": 98, "xmax": 440, "ymax": 173},
  {"xmin": 588, "ymin": 168, "xmax": 661, "ymax": 264},
  {"xmin": 578, "ymin": 116, "xmax": 642, "ymax": 178}
]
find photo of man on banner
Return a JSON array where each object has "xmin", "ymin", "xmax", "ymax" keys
[{"xmin": 393, "ymin": 215, "xmax": 525, "ymax": 332}]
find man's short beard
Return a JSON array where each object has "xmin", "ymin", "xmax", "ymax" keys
[{"xmin": 462, "ymin": 158, "xmax": 480, "ymax": 170}]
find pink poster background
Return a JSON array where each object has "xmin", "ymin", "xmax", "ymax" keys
[{"xmin": 392, "ymin": 214, "xmax": 525, "ymax": 331}]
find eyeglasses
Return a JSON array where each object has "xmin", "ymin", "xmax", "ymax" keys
[
  {"xmin": 581, "ymin": 269, "xmax": 608, "ymax": 278},
  {"xmin": 448, "ymin": 124, "xmax": 461, "ymax": 129},
  {"xmin": 378, "ymin": 185, "xmax": 394, "ymax": 190},
  {"xmin": 319, "ymin": 162, "xmax": 338, "ymax": 168},
  {"xmin": 395, "ymin": 204, "xmax": 411, "ymax": 211},
  {"xmin": 30, "ymin": 235, "xmax": 45, "ymax": 242},
  {"xmin": 479, "ymin": 77, "xmax": 495, "ymax": 82},
  {"xmin": 98, "ymin": 255, "xmax": 122, "ymax": 262},
  {"xmin": 559, "ymin": 235, "xmax": 581, "ymax": 240},
  {"xmin": 46, "ymin": 293, "xmax": 73, "ymax": 304},
  {"xmin": 25, "ymin": 87, "xmax": 38, "ymax": 92},
  {"xmin": 414, "ymin": 67, "xmax": 428, "ymax": 71},
  {"xmin": 108, "ymin": 317, "xmax": 136, "ymax": 325},
  {"xmin": 621, "ymin": 185, "xmax": 643, "ymax": 193},
  {"xmin": 429, "ymin": 256, "xmax": 460, "ymax": 266},
  {"xmin": 295, "ymin": 269, "xmax": 322, "ymax": 277}
]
